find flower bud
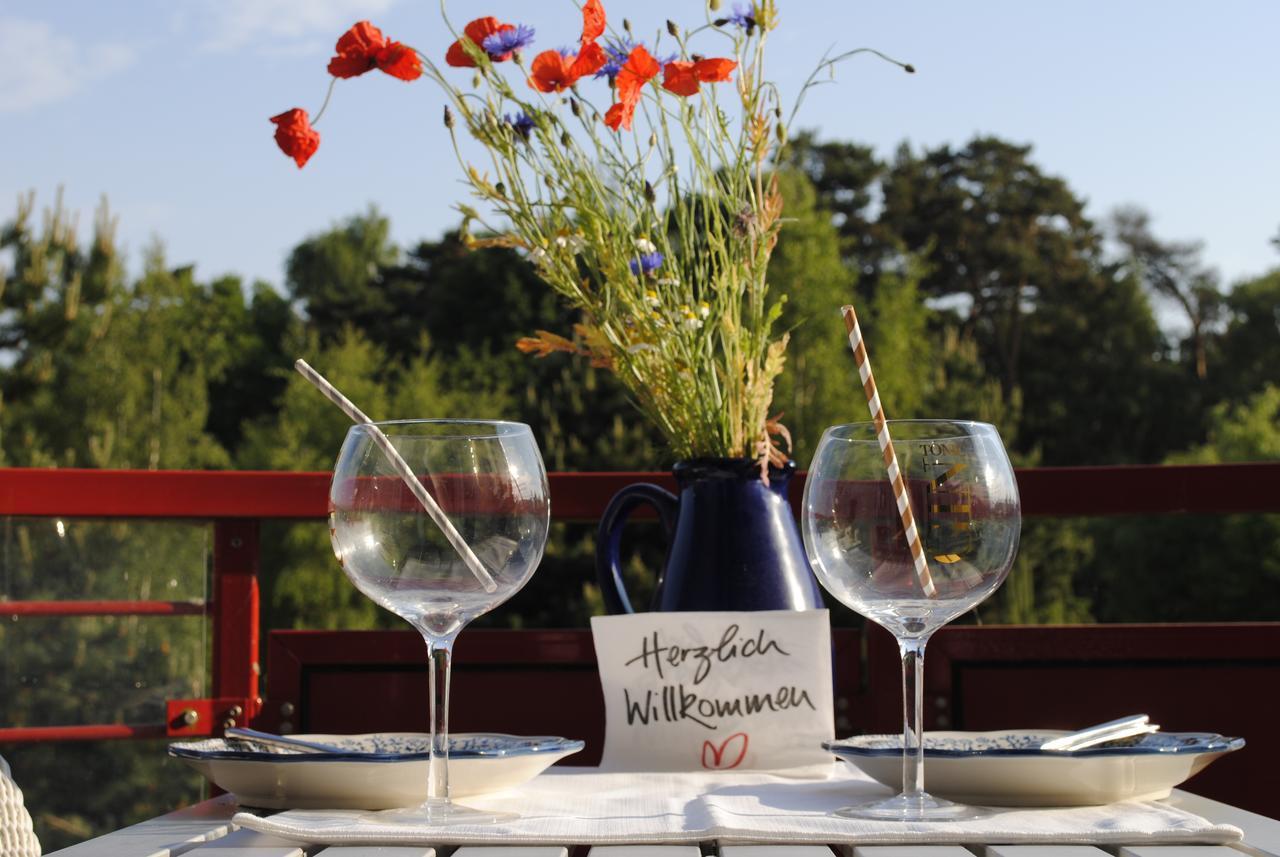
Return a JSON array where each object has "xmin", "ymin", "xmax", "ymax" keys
[
  {"xmin": 495, "ymin": 181, "xmax": 507, "ymax": 197},
  {"xmin": 775, "ymin": 123, "xmax": 787, "ymax": 145},
  {"xmin": 667, "ymin": 20, "xmax": 680, "ymax": 37},
  {"xmin": 561, "ymin": 131, "xmax": 572, "ymax": 147},
  {"xmin": 623, "ymin": 17, "xmax": 632, "ymax": 33},
  {"xmin": 644, "ymin": 181, "xmax": 656, "ymax": 203},
  {"xmin": 713, "ymin": 18, "xmax": 729, "ymax": 26},
  {"xmin": 648, "ymin": 132, "xmax": 657, "ymax": 148},
  {"xmin": 443, "ymin": 106, "xmax": 455, "ymax": 128},
  {"xmin": 904, "ymin": 64, "xmax": 916, "ymax": 73},
  {"xmin": 709, "ymin": 0, "xmax": 722, "ymax": 9},
  {"xmin": 570, "ymin": 98, "xmax": 582, "ymax": 117}
]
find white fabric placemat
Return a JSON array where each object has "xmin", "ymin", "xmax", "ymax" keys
[{"xmin": 232, "ymin": 764, "xmax": 1242, "ymax": 847}]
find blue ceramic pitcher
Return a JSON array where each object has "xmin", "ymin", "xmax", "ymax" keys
[{"xmin": 595, "ymin": 457, "xmax": 823, "ymax": 613}]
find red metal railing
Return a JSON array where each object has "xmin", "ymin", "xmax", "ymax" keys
[{"xmin": 1, "ymin": 462, "xmax": 1278, "ymax": 744}]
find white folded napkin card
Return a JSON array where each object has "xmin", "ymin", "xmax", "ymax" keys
[{"xmin": 590, "ymin": 609, "xmax": 834, "ymax": 771}]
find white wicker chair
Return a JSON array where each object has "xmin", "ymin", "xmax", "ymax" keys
[{"xmin": 0, "ymin": 755, "xmax": 40, "ymax": 857}]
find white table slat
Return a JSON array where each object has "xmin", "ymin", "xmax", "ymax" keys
[
  {"xmin": 721, "ymin": 846, "xmax": 837, "ymax": 857},
  {"xmin": 851, "ymin": 848, "xmax": 975, "ymax": 857},
  {"xmin": 1165, "ymin": 791, "xmax": 1280, "ymax": 857},
  {"xmin": 43, "ymin": 795, "xmax": 239, "ymax": 857},
  {"xmin": 589, "ymin": 847, "xmax": 704, "ymax": 857},
  {"xmin": 313, "ymin": 849, "xmax": 437, "ymax": 856},
  {"xmin": 1119, "ymin": 849, "xmax": 1248, "ymax": 857},
  {"xmin": 187, "ymin": 828, "xmax": 306, "ymax": 856},
  {"xmin": 42, "ymin": 788, "xmax": 1280, "ymax": 857},
  {"xmin": 452, "ymin": 848, "xmax": 569, "ymax": 857},
  {"xmin": 984, "ymin": 847, "xmax": 1111, "ymax": 857}
]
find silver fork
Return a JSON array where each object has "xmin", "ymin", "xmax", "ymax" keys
[{"xmin": 1039, "ymin": 714, "xmax": 1159, "ymax": 752}]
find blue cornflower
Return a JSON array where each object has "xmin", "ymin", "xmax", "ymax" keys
[
  {"xmin": 596, "ymin": 40, "xmax": 633, "ymax": 79},
  {"xmin": 504, "ymin": 112, "xmax": 536, "ymax": 141},
  {"xmin": 630, "ymin": 252, "xmax": 665, "ymax": 276},
  {"xmin": 727, "ymin": 2, "xmax": 752, "ymax": 29},
  {"xmin": 482, "ymin": 24, "xmax": 535, "ymax": 58},
  {"xmin": 596, "ymin": 38, "xmax": 677, "ymax": 79}
]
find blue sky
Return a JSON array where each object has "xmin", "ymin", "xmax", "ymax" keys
[{"xmin": 2, "ymin": 1, "xmax": 1277, "ymax": 298}]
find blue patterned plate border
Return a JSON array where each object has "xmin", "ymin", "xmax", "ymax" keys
[
  {"xmin": 824, "ymin": 730, "xmax": 1244, "ymax": 758},
  {"xmin": 169, "ymin": 732, "xmax": 584, "ymax": 763}
]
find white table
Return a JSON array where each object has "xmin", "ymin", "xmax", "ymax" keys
[{"xmin": 43, "ymin": 791, "xmax": 1280, "ymax": 857}]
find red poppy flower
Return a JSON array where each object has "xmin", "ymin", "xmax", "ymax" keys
[
  {"xmin": 604, "ymin": 46, "xmax": 661, "ymax": 131},
  {"xmin": 528, "ymin": 42, "xmax": 607, "ymax": 93},
  {"xmin": 581, "ymin": 0, "xmax": 606, "ymax": 44},
  {"xmin": 661, "ymin": 58, "xmax": 738, "ymax": 97},
  {"xmin": 376, "ymin": 42, "xmax": 423, "ymax": 81},
  {"xmin": 270, "ymin": 108, "xmax": 320, "ymax": 168},
  {"xmin": 446, "ymin": 17, "xmax": 516, "ymax": 67},
  {"xmin": 328, "ymin": 21, "xmax": 423, "ymax": 81},
  {"xmin": 526, "ymin": 0, "xmax": 607, "ymax": 93}
]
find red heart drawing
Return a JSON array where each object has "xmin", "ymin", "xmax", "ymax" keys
[{"xmin": 701, "ymin": 732, "xmax": 749, "ymax": 770}]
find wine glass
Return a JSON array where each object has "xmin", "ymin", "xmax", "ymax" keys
[
  {"xmin": 329, "ymin": 419, "xmax": 550, "ymax": 824},
  {"xmin": 802, "ymin": 420, "xmax": 1020, "ymax": 821}
]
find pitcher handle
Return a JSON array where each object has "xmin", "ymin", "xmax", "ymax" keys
[{"xmin": 594, "ymin": 483, "xmax": 679, "ymax": 614}]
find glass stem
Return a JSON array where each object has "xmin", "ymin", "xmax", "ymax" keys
[
  {"xmin": 425, "ymin": 633, "xmax": 457, "ymax": 805},
  {"xmin": 899, "ymin": 635, "xmax": 930, "ymax": 799}
]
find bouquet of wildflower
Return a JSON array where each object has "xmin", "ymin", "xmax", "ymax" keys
[{"xmin": 271, "ymin": 1, "xmax": 910, "ymax": 469}]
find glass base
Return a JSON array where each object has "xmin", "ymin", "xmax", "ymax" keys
[
  {"xmin": 361, "ymin": 799, "xmax": 515, "ymax": 826},
  {"xmin": 833, "ymin": 790, "xmax": 985, "ymax": 822}
]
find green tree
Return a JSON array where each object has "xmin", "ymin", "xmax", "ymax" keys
[
  {"xmin": 1016, "ymin": 259, "xmax": 1181, "ymax": 464},
  {"xmin": 1112, "ymin": 206, "xmax": 1224, "ymax": 382},
  {"xmin": 769, "ymin": 169, "xmax": 861, "ymax": 463},
  {"xmin": 1080, "ymin": 385, "xmax": 1280, "ymax": 623},
  {"xmin": 204, "ymin": 278, "xmax": 294, "ymax": 455},
  {"xmin": 397, "ymin": 234, "xmax": 663, "ymax": 470},
  {"xmin": 880, "ymin": 137, "xmax": 1101, "ymax": 405},
  {"xmin": 284, "ymin": 208, "xmax": 400, "ymax": 347},
  {"xmin": 0, "ymin": 197, "xmax": 231, "ymax": 470},
  {"xmin": 1211, "ymin": 269, "xmax": 1280, "ymax": 405},
  {"xmin": 287, "ymin": 213, "xmax": 665, "ymax": 471},
  {"xmin": 784, "ymin": 132, "xmax": 888, "ymax": 269}
]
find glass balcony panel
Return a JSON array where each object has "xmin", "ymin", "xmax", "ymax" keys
[
  {"xmin": 0, "ymin": 518, "xmax": 208, "ymax": 603},
  {"xmin": 0, "ymin": 615, "xmax": 207, "ymax": 727}
]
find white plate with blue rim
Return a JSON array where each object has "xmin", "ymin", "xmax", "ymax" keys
[
  {"xmin": 823, "ymin": 730, "xmax": 1244, "ymax": 806},
  {"xmin": 169, "ymin": 732, "xmax": 584, "ymax": 809}
]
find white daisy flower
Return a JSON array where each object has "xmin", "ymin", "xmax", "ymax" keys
[
  {"xmin": 554, "ymin": 234, "xmax": 585, "ymax": 254},
  {"xmin": 680, "ymin": 305, "xmax": 703, "ymax": 329}
]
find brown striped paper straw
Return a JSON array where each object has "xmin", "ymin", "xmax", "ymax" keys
[{"xmin": 840, "ymin": 306, "xmax": 938, "ymax": 598}]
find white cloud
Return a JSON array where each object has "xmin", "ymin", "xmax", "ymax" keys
[
  {"xmin": 0, "ymin": 18, "xmax": 136, "ymax": 114},
  {"xmin": 192, "ymin": 0, "xmax": 399, "ymax": 53}
]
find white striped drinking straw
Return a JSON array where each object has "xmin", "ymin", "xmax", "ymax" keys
[
  {"xmin": 840, "ymin": 306, "xmax": 938, "ymax": 598},
  {"xmin": 294, "ymin": 359, "xmax": 498, "ymax": 594}
]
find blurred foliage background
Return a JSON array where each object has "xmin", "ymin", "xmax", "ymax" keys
[{"xmin": 1, "ymin": 132, "xmax": 1278, "ymax": 848}]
